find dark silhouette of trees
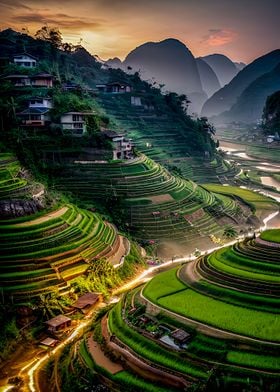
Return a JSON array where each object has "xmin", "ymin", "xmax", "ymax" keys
[{"xmin": 35, "ymin": 26, "xmax": 63, "ymax": 48}]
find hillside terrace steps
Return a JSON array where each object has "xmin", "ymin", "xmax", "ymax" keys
[
  {"xmin": 97, "ymin": 93, "xmax": 238, "ymax": 184},
  {"xmin": 180, "ymin": 237, "xmax": 280, "ymax": 299},
  {"xmin": 55, "ymin": 153, "xmax": 241, "ymax": 244},
  {"xmin": 0, "ymin": 154, "xmax": 132, "ymax": 300}
]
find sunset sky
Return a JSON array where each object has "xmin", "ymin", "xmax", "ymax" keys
[{"xmin": 0, "ymin": 0, "xmax": 279, "ymax": 63}]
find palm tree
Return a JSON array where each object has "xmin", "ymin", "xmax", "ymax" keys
[
  {"xmin": 4, "ymin": 97, "xmax": 18, "ymax": 121},
  {"xmin": 36, "ymin": 292, "xmax": 64, "ymax": 319}
]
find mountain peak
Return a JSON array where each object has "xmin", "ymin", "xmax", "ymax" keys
[
  {"xmin": 200, "ymin": 54, "xmax": 239, "ymax": 86},
  {"xmin": 123, "ymin": 38, "xmax": 205, "ymax": 112},
  {"xmin": 157, "ymin": 38, "xmax": 186, "ymax": 46}
]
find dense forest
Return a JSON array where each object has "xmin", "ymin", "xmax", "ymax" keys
[{"xmin": 262, "ymin": 90, "xmax": 280, "ymax": 134}]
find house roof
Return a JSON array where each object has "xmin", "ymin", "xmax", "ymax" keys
[
  {"xmin": 13, "ymin": 53, "xmax": 38, "ymax": 60},
  {"xmin": 62, "ymin": 111, "xmax": 95, "ymax": 115},
  {"xmin": 72, "ymin": 292, "xmax": 99, "ymax": 309},
  {"xmin": 40, "ymin": 337, "xmax": 58, "ymax": 347},
  {"xmin": 30, "ymin": 73, "xmax": 53, "ymax": 79},
  {"xmin": 107, "ymin": 81, "xmax": 131, "ymax": 87},
  {"xmin": 103, "ymin": 130, "xmax": 124, "ymax": 138},
  {"xmin": 1, "ymin": 74, "xmax": 29, "ymax": 79},
  {"xmin": 29, "ymin": 96, "xmax": 52, "ymax": 101},
  {"xmin": 171, "ymin": 329, "xmax": 191, "ymax": 342},
  {"xmin": 45, "ymin": 315, "xmax": 71, "ymax": 328},
  {"xmin": 62, "ymin": 81, "xmax": 80, "ymax": 87},
  {"xmin": 19, "ymin": 108, "xmax": 49, "ymax": 115}
]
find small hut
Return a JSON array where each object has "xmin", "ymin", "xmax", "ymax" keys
[
  {"xmin": 171, "ymin": 329, "xmax": 192, "ymax": 344},
  {"xmin": 45, "ymin": 315, "xmax": 71, "ymax": 332},
  {"xmin": 72, "ymin": 292, "xmax": 100, "ymax": 314}
]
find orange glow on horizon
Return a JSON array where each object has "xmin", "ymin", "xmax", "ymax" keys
[{"xmin": 0, "ymin": 0, "xmax": 279, "ymax": 63}]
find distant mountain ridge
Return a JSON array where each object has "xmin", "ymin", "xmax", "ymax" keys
[
  {"xmin": 105, "ymin": 39, "xmax": 241, "ymax": 113},
  {"xmin": 234, "ymin": 62, "xmax": 246, "ymax": 71},
  {"xmin": 200, "ymin": 54, "xmax": 239, "ymax": 87},
  {"xmin": 213, "ymin": 63, "xmax": 280, "ymax": 124},
  {"xmin": 202, "ymin": 49, "xmax": 280, "ymax": 119},
  {"xmin": 106, "ymin": 57, "xmax": 122, "ymax": 68},
  {"xmin": 196, "ymin": 58, "xmax": 221, "ymax": 98}
]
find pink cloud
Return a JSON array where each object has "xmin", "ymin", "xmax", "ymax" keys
[{"xmin": 203, "ymin": 29, "xmax": 238, "ymax": 46}]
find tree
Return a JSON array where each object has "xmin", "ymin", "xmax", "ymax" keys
[
  {"xmin": 199, "ymin": 117, "xmax": 216, "ymax": 135},
  {"xmin": 36, "ymin": 292, "xmax": 64, "ymax": 319},
  {"xmin": 165, "ymin": 92, "xmax": 190, "ymax": 115},
  {"xmin": 61, "ymin": 42, "xmax": 74, "ymax": 53},
  {"xmin": 223, "ymin": 225, "xmax": 238, "ymax": 239},
  {"xmin": 4, "ymin": 97, "xmax": 18, "ymax": 120},
  {"xmin": 262, "ymin": 91, "xmax": 280, "ymax": 134},
  {"xmin": 35, "ymin": 26, "xmax": 63, "ymax": 48}
]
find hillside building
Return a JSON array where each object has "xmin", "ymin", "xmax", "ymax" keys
[
  {"xmin": 131, "ymin": 96, "xmax": 142, "ymax": 106},
  {"xmin": 60, "ymin": 111, "xmax": 95, "ymax": 137},
  {"xmin": 28, "ymin": 96, "xmax": 53, "ymax": 109},
  {"xmin": 96, "ymin": 81, "xmax": 132, "ymax": 94},
  {"xmin": 45, "ymin": 315, "xmax": 71, "ymax": 333},
  {"xmin": 30, "ymin": 73, "xmax": 54, "ymax": 88},
  {"xmin": 18, "ymin": 96, "xmax": 52, "ymax": 129},
  {"xmin": 1, "ymin": 74, "xmax": 31, "ymax": 87},
  {"xmin": 72, "ymin": 292, "xmax": 100, "ymax": 314},
  {"xmin": 18, "ymin": 107, "xmax": 51, "ymax": 128},
  {"xmin": 62, "ymin": 81, "xmax": 81, "ymax": 91},
  {"xmin": 267, "ymin": 132, "xmax": 280, "ymax": 143},
  {"xmin": 103, "ymin": 130, "xmax": 134, "ymax": 160},
  {"xmin": 40, "ymin": 337, "xmax": 58, "ymax": 348},
  {"xmin": 13, "ymin": 53, "xmax": 37, "ymax": 68},
  {"xmin": 1, "ymin": 73, "xmax": 54, "ymax": 88},
  {"xmin": 171, "ymin": 329, "xmax": 192, "ymax": 344}
]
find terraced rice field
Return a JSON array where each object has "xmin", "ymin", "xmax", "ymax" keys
[
  {"xmin": 143, "ymin": 231, "xmax": 280, "ymax": 343},
  {"xmin": 97, "ymin": 93, "xmax": 238, "ymax": 184},
  {"xmin": 108, "ymin": 300, "xmax": 207, "ymax": 379},
  {"xmin": 246, "ymin": 146, "xmax": 280, "ymax": 163},
  {"xmin": 0, "ymin": 203, "xmax": 120, "ymax": 299},
  {"xmin": 0, "ymin": 154, "xmax": 127, "ymax": 300},
  {"xmin": 55, "ymin": 154, "xmax": 241, "ymax": 245},
  {"xmin": 79, "ymin": 338, "xmax": 179, "ymax": 392},
  {"xmin": 153, "ymin": 287, "xmax": 280, "ymax": 341},
  {"xmin": 260, "ymin": 229, "xmax": 280, "ymax": 243},
  {"xmin": 203, "ymin": 184, "xmax": 278, "ymax": 213},
  {"xmin": 0, "ymin": 153, "xmax": 29, "ymax": 199},
  {"xmin": 102, "ymin": 229, "xmax": 279, "ymax": 386}
]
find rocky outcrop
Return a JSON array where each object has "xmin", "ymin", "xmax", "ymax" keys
[{"xmin": 0, "ymin": 199, "xmax": 42, "ymax": 219}]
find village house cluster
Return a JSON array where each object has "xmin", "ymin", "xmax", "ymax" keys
[
  {"xmin": 41, "ymin": 292, "xmax": 100, "ymax": 348},
  {"xmin": 1, "ymin": 52, "xmax": 135, "ymax": 159}
]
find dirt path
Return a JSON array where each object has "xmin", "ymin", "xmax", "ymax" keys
[
  {"xmin": 14, "ymin": 206, "xmax": 69, "ymax": 227},
  {"xmin": 108, "ymin": 236, "xmax": 128, "ymax": 266},
  {"xmin": 182, "ymin": 260, "xmax": 200, "ymax": 284},
  {"xmin": 87, "ymin": 334, "xmax": 123, "ymax": 374}
]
